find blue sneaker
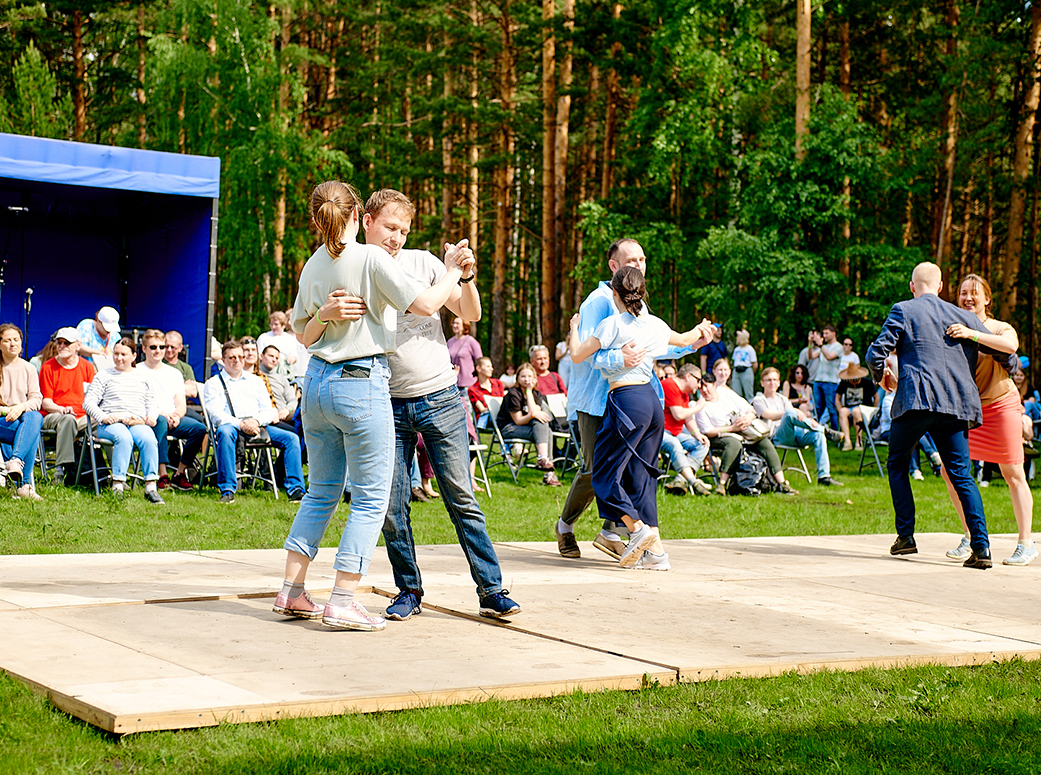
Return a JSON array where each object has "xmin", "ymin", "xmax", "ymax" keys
[
  {"xmin": 385, "ymin": 590, "xmax": 422, "ymax": 621},
  {"xmin": 479, "ymin": 590, "xmax": 521, "ymax": 619}
]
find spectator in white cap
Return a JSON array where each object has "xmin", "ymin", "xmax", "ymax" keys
[
  {"xmin": 39, "ymin": 326, "xmax": 96, "ymax": 485},
  {"xmin": 77, "ymin": 306, "xmax": 120, "ymax": 371}
]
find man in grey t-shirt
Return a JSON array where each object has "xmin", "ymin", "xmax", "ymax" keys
[{"xmin": 361, "ymin": 189, "xmax": 520, "ymax": 621}]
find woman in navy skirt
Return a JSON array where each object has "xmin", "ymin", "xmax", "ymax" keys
[{"xmin": 568, "ymin": 267, "xmax": 713, "ymax": 570}]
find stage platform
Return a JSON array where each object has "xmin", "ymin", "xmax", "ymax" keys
[{"xmin": 1, "ymin": 533, "xmax": 1039, "ymax": 734}]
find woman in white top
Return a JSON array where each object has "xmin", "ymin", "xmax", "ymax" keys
[
  {"xmin": 569, "ymin": 266, "xmax": 713, "ymax": 570},
  {"xmin": 83, "ymin": 337, "xmax": 162, "ymax": 503},
  {"xmin": 275, "ymin": 180, "xmax": 473, "ymax": 632}
]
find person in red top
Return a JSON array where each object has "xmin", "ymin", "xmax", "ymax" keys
[
  {"xmin": 661, "ymin": 363, "xmax": 712, "ymax": 496},
  {"xmin": 39, "ymin": 326, "xmax": 96, "ymax": 486},
  {"xmin": 530, "ymin": 344, "xmax": 567, "ymax": 395},
  {"xmin": 468, "ymin": 357, "xmax": 504, "ymax": 429}
]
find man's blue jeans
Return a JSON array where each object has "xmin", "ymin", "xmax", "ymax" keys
[
  {"xmin": 661, "ymin": 430, "xmax": 707, "ymax": 473},
  {"xmin": 813, "ymin": 381, "xmax": 839, "ymax": 430},
  {"xmin": 214, "ymin": 422, "xmax": 305, "ymax": 495},
  {"xmin": 0, "ymin": 410, "xmax": 43, "ymax": 469},
  {"xmin": 96, "ymin": 422, "xmax": 159, "ymax": 481},
  {"xmin": 284, "ymin": 356, "xmax": 392, "ymax": 576},
  {"xmin": 382, "ymin": 386, "xmax": 503, "ymax": 598},
  {"xmin": 153, "ymin": 414, "xmax": 207, "ymax": 469},
  {"xmin": 887, "ymin": 411, "xmax": 988, "ymax": 552},
  {"xmin": 771, "ymin": 410, "xmax": 830, "ymax": 480}
]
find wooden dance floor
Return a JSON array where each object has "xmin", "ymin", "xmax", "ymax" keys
[{"xmin": 1, "ymin": 533, "xmax": 1039, "ymax": 734}]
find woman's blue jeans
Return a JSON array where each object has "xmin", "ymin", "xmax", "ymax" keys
[
  {"xmin": 96, "ymin": 422, "xmax": 159, "ymax": 481},
  {"xmin": 284, "ymin": 356, "xmax": 393, "ymax": 576},
  {"xmin": 0, "ymin": 410, "xmax": 43, "ymax": 469}
]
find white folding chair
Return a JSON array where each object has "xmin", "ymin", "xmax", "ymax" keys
[
  {"xmin": 857, "ymin": 405, "xmax": 887, "ymax": 476},
  {"xmin": 482, "ymin": 395, "xmax": 534, "ymax": 484},
  {"xmin": 774, "ymin": 443, "xmax": 812, "ymax": 483}
]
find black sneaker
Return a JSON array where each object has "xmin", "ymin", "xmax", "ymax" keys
[
  {"xmin": 288, "ymin": 488, "xmax": 305, "ymax": 502},
  {"xmin": 890, "ymin": 535, "xmax": 917, "ymax": 555},
  {"xmin": 817, "ymin": 476, "xmax": 844, "ymax": 487},
  {"xmin": 824, "ymin": 427, "xmax": 844, "ymax": 443},
  {"xmin": 219, "ymin": 491, "xmax": 235, "ymax": 504},
  {"xmin": 144, "ymin": 489, "xmax": 165, "ymax": 505},
  {"xmin": 479, "ymin": 590, "xmax": 521, "ymax": 618},
  {"xmin": 776, "ymin": 480, "xmax": 798, "ymax": 495},
  {"xmin": 963, "ymin": 549, "xmax": 993, "ymax": 570}
]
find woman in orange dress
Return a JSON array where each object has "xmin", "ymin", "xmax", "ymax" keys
[{"xmin": 944, "ymin": 274, "xmax": 1034, "ymax": 565}]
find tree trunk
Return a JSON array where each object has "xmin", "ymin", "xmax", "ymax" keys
[
  {"xmin": 934, "ymin": 0, "xmax": 960, "ymax": 270},
  {"xmin": 999, "ymin": 3, "xmax": 1041, "ymax": 320},
  {"xmin": 442, "ymin": 31, "xmax": 454, "ymax": 236},
  {"xmin": 838, "ymin": 16, "xmax": 850, "ymax": 274},
  {"xmin": 794, "ymin": 0, "xmax": 811, "ymax": 161},
  {"xmin": 137, "ymin": 6, "xmax": 147, "ymax": 146},
  {"xmin": 541, "ymin": 0, "xmax": 557, "ymax": 352},
  {"xmin": 72, "ymin": 10, "xmax": 86, "ymax": 140},
  {"xmin": 491, "ymin": 1, "xmax": 517, "ymax": 370},
  {"xmin": 554, "ymin": 0, "xmax": 573, "ymax": 324},
  {"xmin": 601, "ymin": 2, "xmax": 622, "ymax": 197},
  {"xmin": 467, "ymin": 0, "xmax": 480, "ymax": 253}
]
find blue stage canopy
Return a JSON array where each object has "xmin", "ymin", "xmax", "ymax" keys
[{"xmin": 0, "ymin": 133, "xmax": 220, "ymax": 377}]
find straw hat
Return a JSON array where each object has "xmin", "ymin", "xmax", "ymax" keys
[{"xmin": 838, "ymin": 364, "xmax": 869, "ymax": 381}]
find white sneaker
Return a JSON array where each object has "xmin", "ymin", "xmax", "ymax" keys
[
  {"xmin": 911, "ymin": 469, "xmax": 924, "ymax": 481},
  {"xmin": 618, "ymin": 525, "xmax": 656, "ymax": 568},
  {"xmin": 945, "ymin": 535, "xmax": 971, "ymax": 560},
  {"xmin": 1003, "ymin": 542, "xmax": 1038, "ymax": 566},
  {"xmin": 631, "ymin": 551, "xmax": 671, "ymax": 571},
  {"xmin": 13, "ymin": 483, "xmax": 42, "ymax": 501},
  {"xmin": 322, "ymin": 600, "xmax": 386, "ymax": 631},
  {"xmin": 979, "ymin": 480, "xmax": 990, "ymax": 488}
]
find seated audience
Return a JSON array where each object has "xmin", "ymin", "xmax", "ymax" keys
[
  {"xmin": 139, "ymin": 329, "xmax": 207, "ymax": 491},
  {"xmin": 30, "ymin": 336, "xmax": 59, "ymax": 373},
  {"xmin": 163, "ymin": 330, "xmax": 199, "ymax": 400},
  {"xmin": 202, "ymin": 339, "xmax": 305, "ymax": 504},
  {"xmin": 496, "ymin": 361, "xmax": 560, "ymax": 486},
  {"xmin": 256, "ymin": 310, "xmax": 300, "ymax": 378},
  {"xmin": 499, "ymin": 363, "xmax": 517, "ymax": 388},
  {"xmin": 700, "ymin": 323, "xmax": 727, "ymax": 374},
  {"xmin": 257, "ymin": 344, "xmax": 299, "ymax": 430},
  {"xmin": 529, "ymin": 344, "xmax": 566, "ymax": 395},
  {"xmin": 695, "ymin": 359, "xmax": 797, "ymax": 495},
  {"xmin": 468, "ymin": 356, "xmax": 504, "ymax": 429},
  {"xmin": 0, "ymin": 323, "xmax": 44, "ymax": 500},
  {"xmin": 836, "ymin": 365, "xmax": 878, "ymax": 451},
  {"xmin": 39, "ymin": 327, "xmax": 95, "ymax": 486},
  {"xmin": 751, "ymin": 366, "xmax": 844, "ymax": 487},
  {"xmin": 782, "ymin": 363, "xmax": 814, "ymax": 415},
  {"xmin": 83, "ymin": 337, "xmax": 163, "ymax": 503},
  {"xmin": 661, "ymin": 363, "xmax": 712, "ymax": 496}
]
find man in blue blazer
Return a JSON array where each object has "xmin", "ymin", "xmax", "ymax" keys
[{"xmin": 866, "ymin": 262, "xmax": 1016, "ymax": 569}]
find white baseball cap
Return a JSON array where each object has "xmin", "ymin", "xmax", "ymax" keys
[
  {"xmin": 97, "ymin": 306, "xmax": 120, "ymax": 334},
  {"xmin": 53, "ymin": 326, "xmax": 80, "ymax": 343}
]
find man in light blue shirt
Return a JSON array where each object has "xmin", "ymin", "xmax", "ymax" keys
[{"xmin": 554, "ymin": 238, "xmax": 690, "ymax": 560}]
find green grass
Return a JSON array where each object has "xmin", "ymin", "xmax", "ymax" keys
[{"xmin": 0, "ymin": 450, "xmax": 1037, "ymax": 773}]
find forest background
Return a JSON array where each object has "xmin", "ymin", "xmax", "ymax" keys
[{"xmin": 1, "ymin": 0, "xmax": 1039, "ymax": 381}]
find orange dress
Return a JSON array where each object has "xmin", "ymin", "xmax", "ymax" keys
[{"xmin": 967, "ymin": 318, "xmax": 1023, "ymax": 465}]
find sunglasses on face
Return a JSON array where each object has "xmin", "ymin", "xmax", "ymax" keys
[
  {"xmin": 146, "ymin": 344, "xmax": 163, "ymax": 351},
  {"xmin": 241, "ymin": 338, "xmax": 257, "ymax": 345}
]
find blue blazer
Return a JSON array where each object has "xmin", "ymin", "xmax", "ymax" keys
[{"xmin": 866, "ymin": 293, "xmax": 1016, "ymax": 426}]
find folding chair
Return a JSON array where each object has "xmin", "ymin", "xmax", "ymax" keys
[
  {"xmin": 74, "ymin": 419, "xmax": 143, "ymax": 495},
  {"xmin": 544, "ymin": 393, "xmax": 579, "ymax": 471},
  {"xmin": 199, "ymin": 401, "xmax": 279, "ymax": 498},
  {"xmin": 464, "ymin": 399, "xmax": 491, "ymax": 497},
  {"xmin": 774, "ymin": 443, "xmax": 812, "ymax": 483},
  {"xmin": 856, "ymin": 405, "xmax": 887, "ymax": 476},
  {"xmin": 482, "ymin": 395, "xmax": 535, "ymax": 484}
]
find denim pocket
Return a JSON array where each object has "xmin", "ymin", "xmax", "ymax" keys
[{"xmin": 329, "ymin": 375, "xmax": 373, "ymax": 421}]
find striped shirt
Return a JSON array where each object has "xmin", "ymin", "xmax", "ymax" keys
[{"xmin": 83, "ymin": 366, "xmax": 157, "ymax": 423}]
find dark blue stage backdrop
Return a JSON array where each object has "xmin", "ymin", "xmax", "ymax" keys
[{"xmin": 0, "ymin": 133, "xmax": 220, "ymax": 377}]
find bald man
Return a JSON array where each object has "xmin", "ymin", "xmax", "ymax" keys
[{"xmin": 866, "ymin": 262, "xmax": 1017, "ymax": 569}]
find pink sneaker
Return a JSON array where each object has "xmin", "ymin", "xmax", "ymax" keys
[
  {"xmin": 322, "ymin": 600, "xmax": 387, "ymax": 631},
  {"xmin": 272, "ymin": 590, "xmax": 324, "ymax": 620}
]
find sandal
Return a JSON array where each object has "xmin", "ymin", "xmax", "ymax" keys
[
  {"xmin": 542, "ymin": 471, "xmax": 561, "ymax": 487},
  {"xmin": 535, "ymin": 456, "xmax": 555, "ymax": 471}
]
